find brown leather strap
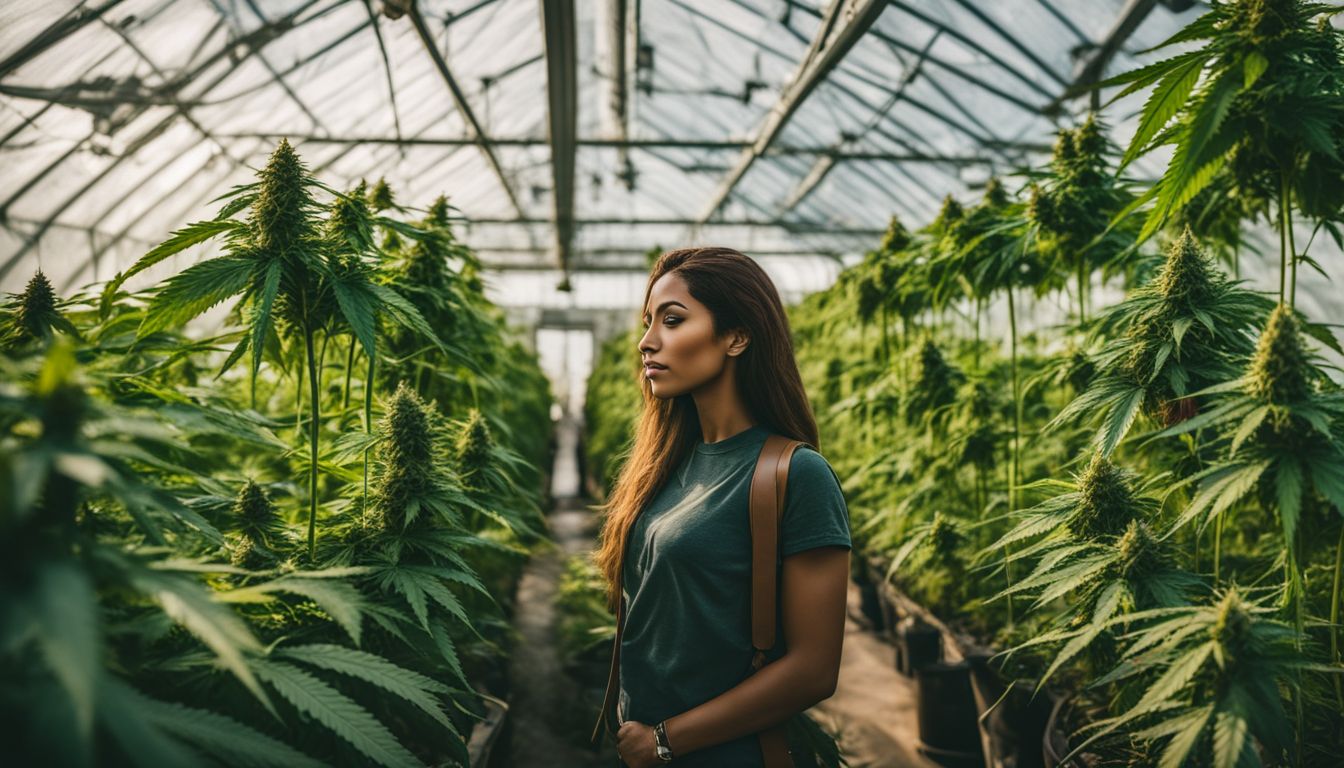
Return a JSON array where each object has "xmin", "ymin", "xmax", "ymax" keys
[
  {"xmin": 748, "ymin": 434, "xmax": 804, "ymax": 768},
  {"xmin": 591, "ymin": 432, "xmax": 810, "ymax": 768},
  {"xmin": 591, "ymin": 542, "xmax": 626, "ymax": 746}
]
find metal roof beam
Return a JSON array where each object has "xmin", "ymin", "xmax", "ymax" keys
[
  {"xmin": 0, "ymin": 0, "xmax": 129, "ymax": 79},
  {"xmin": 605, "ymin": 0, "xmax": 637, "ymax": 189},
  {"xmin": 944, "ymin": 0, "xmax": 1068, "ymax": 88},
  {"xmin": 408, "ymin": 1, "xmax": 525, "ymax": 219},
  {"xmin": 1065, "ymin": 0, "xmax": 1160, "ymax": 109},
  {"xmin": 697, "ymin": 0, "xmax": 888, "ymax": 224},
  {"xmin": 459, "ymin": 217, "xmax": 884, "ymax": 236},
  {"xmin": 540, "ymin": 0, "xmax": 578, "ymax": 273},
  {"xmin": 779, "ymin": 30, "xmax": 938, "ymax": 216}
]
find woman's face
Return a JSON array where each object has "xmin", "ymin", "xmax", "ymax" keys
[{"xmin": 638, "ymin": 271, "xmax": 746, "ymax": 398}]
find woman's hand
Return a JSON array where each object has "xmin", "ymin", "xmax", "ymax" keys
[{"xmin": 615, "ymin": 721, "xmax": 660, "ymax": 767}]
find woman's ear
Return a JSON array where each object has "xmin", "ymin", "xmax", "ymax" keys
[{"xmin": 727, "ymin": 330, "xmax": 750, "ymax": 357}]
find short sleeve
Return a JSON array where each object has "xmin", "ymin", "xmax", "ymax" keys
[{"xmin": 778, "ymin": 446, "xmax": 852, "ymax": 562}]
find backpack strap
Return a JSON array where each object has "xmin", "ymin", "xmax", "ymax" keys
[{"xmin": 747, "ymin": 434, "xmax": 805, "ymax": 767}]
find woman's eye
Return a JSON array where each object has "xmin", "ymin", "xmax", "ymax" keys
[{"xmin": 663, "ymin": 315, "xmax": 680, "ymax": 325}]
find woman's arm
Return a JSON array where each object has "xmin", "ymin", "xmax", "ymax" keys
[{"xmin": 616, "ymin": 544, "xmax": 849, "ymax": 765}]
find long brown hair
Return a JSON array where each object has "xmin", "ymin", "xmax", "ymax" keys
[{"xmin": 590, "ymin": 246, "xmax": 819, "ymax": 611}]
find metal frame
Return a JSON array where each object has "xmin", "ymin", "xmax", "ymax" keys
[
  {"xmin": 407, "ymin": 0, "xmax": 525, "ymax": 219},
  {"xmin": 697, "ymin": 0, "xmax": 888, "ymax": 224},
  {"xmin": 0, "ymin": 0, "xmax": 1176, "ymax": 290},
  {"xmin": 540, "ymin": 0, "xmax": 578, "ymax": 273}
]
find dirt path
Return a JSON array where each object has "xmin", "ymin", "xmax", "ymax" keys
[
  {"xmin": 809, "ymin": 580, "xmax": 938, "ymax": 768},
  {"xmin": 504, "ymin": 497, "xmax": 612, "ymax": 767}
]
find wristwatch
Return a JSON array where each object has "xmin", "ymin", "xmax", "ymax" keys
[{"xmin": 653, "ymin": 720, "xmax": 675, "ymax": 763}]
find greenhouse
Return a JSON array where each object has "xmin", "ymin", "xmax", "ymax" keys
[{"xmin": 2, "ymin": 0, "xmax": 1343, "ymax": 766}]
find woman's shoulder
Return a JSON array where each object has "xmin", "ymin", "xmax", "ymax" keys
[{"xmin": 758, "ymin": 435, "xmax": 837, "ymax": 484}]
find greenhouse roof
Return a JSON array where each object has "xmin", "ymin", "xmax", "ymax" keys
[{"xmin": 1, "ymin": 0, "xmax": 1214, "ymax": 310}]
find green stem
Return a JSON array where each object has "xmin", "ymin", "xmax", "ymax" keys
[
  {"xmin": 881, "ymin": 304, "xmax": 890, "ymax": 365},
  {"xmin": 1006, "ymin": 285, "xmax": 1020, "ymax": 627},
  {"xmin": 1213, "ymin": 511, "xmax": 1223, "ymax": 583},
  {"xmin": 1331, "ymin": 525, "xmax": 1343, "ymax": 711},
  {"xmin": 342, "ymin": 335, "xmax": 356, "ymax": 410},
  {"xmin": 973, "ymin": 297, "xmax": 982, "ymax": 373},
  {"xmin": 1077, "ymin": 261, "xmax": 1086, "ymax": 324},
  {"xmin": 304, "ymin": 325, "xmax": 320, "ymax": 562},
  {"xmin": 1286, "ymin": 180, "xmax": 1297, "ymax": 311},
  {"xmin": 1278, "ymin": 171, "xmax": 1289, "ymax": 306},
  {"xmin": 362, "ymin": 349, "xmax": 375, "ymax": 510}
]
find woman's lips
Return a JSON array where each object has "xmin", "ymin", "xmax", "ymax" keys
[{"xmin": 644, "ymin": 365, "xmax": 667, "ymax": 376}]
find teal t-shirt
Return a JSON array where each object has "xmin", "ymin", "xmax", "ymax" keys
[{"xmin": 617, "ymin": 424, "xmax": 852, "ymax": 766}]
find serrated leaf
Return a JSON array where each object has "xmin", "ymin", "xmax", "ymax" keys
[
  {"xmin": 279, "ymin": 644, "xmax": 458, "ymax": 737},
  {"xmin": 251, "ymin": 660, "xmax": 423, "ymax": 768},
  {"xmin": 122, "ymin": 682, "xmax": 326, "ymax": 768}
]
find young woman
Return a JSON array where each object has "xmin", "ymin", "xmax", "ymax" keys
[{"xmin": 591, "ymin": 247, "xmax": 852, "ymax": 767}]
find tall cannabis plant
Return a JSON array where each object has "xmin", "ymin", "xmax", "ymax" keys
[
  {"xmin": 1050, "ymin": 228, "xmax": 1272, "ymax": 456},
  {"xmin": 1069, "ymin": 587, "xmax": 1315, "ymax": 768},
  {"xmin": 1027, "ymin": 113, "xmax": 1138, "ymax": 321},
  {"xmin": 105, "ymin": 140, "xmax": 440, "ymax": 561},
  {"xmin": 1104, "ymin": 0, "xmax": 1344, "ymax": 306}
]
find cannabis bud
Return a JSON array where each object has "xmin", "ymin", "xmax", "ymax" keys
[
  {"xmin": 16, "ymin": 270, "xmax": 58, "ymax": 340},
  {"xmin": 1247, "ymin": 305, "xmax": 1312, "ymax": 405},
  {"xmin": 1210, "ymin": 587, "xmax": 1253, "ymax": 666},
  {"xmin": 455, "ymin": 408, "xmax": 493, "ymax": 479},
  {"xmin": 326, "ymin": 180, "xmax": 372, "ymax": 254},
  {"xmin": 1115, "ymin": 519, "xmax": 1165, "ymax": 580},
  {"xmin": 1072, "ymin": 453, "xmax": 1139, "ymax": 538},
  {"xmin": 1156, "ymin": 227, "xmax": 1216, "ymax": 308},
  {"xmin": 880, "ymin": 214, "xmax": 912, "ymax": 254},
  {"xmin": 935, "ymin": 195, "xmax": 964, "ymax": 233},
  {"xmin": 928, "ymin": 512, "xmax": 963, "ymax": 560},
  {"xmin": 906, "ymin": 340, "xmax": 962, "ymax": 425},
  {"xmin": 982, "ymin": 176, "xmax": 1009, "ymax": 209},
  {"xmin": 373, "ymin": 382, "xmax": 437, "ymax": 530},
  {"xmin": 230, "ymin": 480, "xmax": 282, "ymax": 568},
  {"xmin": 368, "ymin": 178, "xmax": 397, "ymax": 212}
]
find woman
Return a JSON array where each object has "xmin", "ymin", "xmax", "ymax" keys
[{"xmin": 592, "ymin": 247, "xmax": 852, "ymax": 767}]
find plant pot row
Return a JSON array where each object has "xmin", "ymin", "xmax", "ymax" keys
[{"xmin": 853, "ymin": 554, "xmax": 1078, "ymax": 768}]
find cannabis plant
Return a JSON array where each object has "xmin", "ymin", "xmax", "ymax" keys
[
  {"xmin": 104, "ymin": 140, "xmax": 440, "ymax": 561},
  {"xmin": 988, "ymin": 454, "xmax": 1197, "ymax": 688},
  {"xmin": 904, "ymin": 339, "xmax": 963, "ymax": 431},
  {"xmin": 886, "ymin": 511, "xmax": 972, "ymax": 618},
  {"xmin": 1104, "ymin": 0, "xmax": 1344, "ymax": 305},
  {"xmin": 1026, "ymin": 113, "xmax": 1138, "ymax": 320},
  {"xmin": 1050, "ymin": 228, "xmax": 1272, "ymax": 456},
  {"xmin": 0, "ymin": 341, "xmax": 319, "ymax": 766},
  {"xmin": 1, "ymin": 270, "xmax": 79, "ymax": 349},
  {"xmin": 1069, "ymin": 587, "xmax": 1316, "ymax": 768},
  {"xmin": 1157, "ymin": 306, "xmax": 1344, "ymax": 550}
]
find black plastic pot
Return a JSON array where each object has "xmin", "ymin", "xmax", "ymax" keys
[
  {"xmin": 861, "ymin": 582, "xmax": 887, "ymax": 631},
  {"xmin": 1041, "ymin": 694, "xmax": 1086, "ymax": 768},
  {"xmin": 964, "ymin": 654, "xmax": 1053, "ymax": 768},
  {"xmin": 895, "ymin": 615, "xmax": 942, "ymax": 676},
  {"xmin": 915, "ymin": 660, "xmax": 986, "ymax": 768}
]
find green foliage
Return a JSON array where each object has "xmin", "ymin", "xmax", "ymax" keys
[
  {"xmin": 3, "ymin": 167, "xmax": 552, "ymax": 765},
  {"xmin": 1052, "ymin": 228, "xmax": 1272, "ymax": 455},
  {"xmin": 1105, "ymin": 0, "xmax": 1344, "ymax": 240}
]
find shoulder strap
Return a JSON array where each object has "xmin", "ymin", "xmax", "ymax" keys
[
  {"xmin": 748, "ymin": 434, "xmax": 805, "ymax": 768},
  {"xmin": 748, "ymin": 434, "xmax": 805, "ymax": 658}
]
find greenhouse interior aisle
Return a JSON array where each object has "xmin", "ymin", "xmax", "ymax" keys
[
  {"xmin": 5, "ymin": 1, "xmax": 1344, "ymax": 766},
  {"xmin": 505, "ymin": 413, "xmax": 610, "ymax": 767}
]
